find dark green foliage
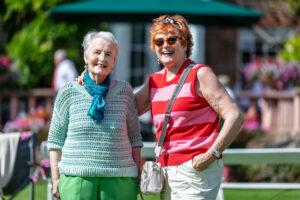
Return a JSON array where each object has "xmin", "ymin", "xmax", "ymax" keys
[
  {"xmin": 6, "ymin": 14, "xmax": 78, "ymax": 88},
  {"xmin": 1, "ymin": 0, "xmax": 108, "ymax": 88},
  {"xmin": 230, "ymin": 164, "xmax": 300, "ymax": 183}
]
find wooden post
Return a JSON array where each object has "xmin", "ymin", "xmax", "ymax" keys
[
  {"xmin": 261, "ymin": 98, "xmax": 273, "ymax": 132},
  {"xmin": 277, "ymin": 98, "xmax": 293, "ymax": 134},
  {"xmin": 293, "ymin": 89, "xmax": 300, "ymax": 136},
  {"xmin": 28, "ymin": 97, "xmax": 36, "ymax": 113},
  {"xmin": 10, "ymin": 95, "xmax": 18, "ymax": 120},
  {"xmin": 0, "ymin": 97, "xmax": 2, "ymax": 131}
]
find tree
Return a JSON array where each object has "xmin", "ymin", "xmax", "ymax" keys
[
  {"xmin": 287, "ymin": 0, "xmax": 300, "ymax": 15},
  {"xmin": 280, "ymin": 35, "xmax": 300, "ymax": 61},
  {"xmin": 1, "ymin": 0, "xmax": 87, "ymax": 88},
  {"xmin": 278, "ymin": 0, "xmax": 300, "ymax": 61}
]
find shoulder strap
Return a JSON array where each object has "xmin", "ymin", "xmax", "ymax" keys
[{"xmin": 155, "ymin": 61, "xmax": 195, "ymax": 160}]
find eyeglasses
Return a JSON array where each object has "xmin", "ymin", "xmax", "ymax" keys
[{"xmin": 153, "ymin": 36, "xmax": 181, "ymax": 48}]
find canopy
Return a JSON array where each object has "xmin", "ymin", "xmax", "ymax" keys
[{"xmin": 51, "ymin": 0, "xmax": 262, "ymax": 27}]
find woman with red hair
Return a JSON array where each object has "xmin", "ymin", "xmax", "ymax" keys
[{"xmin": 135, "ymin": 15, "xmax": 244, "ymax": 200}]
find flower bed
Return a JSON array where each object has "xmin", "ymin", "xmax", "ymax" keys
[
  {"xmin": 3, "ymin": 106, "xmax": 52, "ymax": 143},
  {"xmin": 243, "ymin": 56, "xmax": 300, "ymax": 90}
]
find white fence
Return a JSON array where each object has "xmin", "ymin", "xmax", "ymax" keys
[{"xmin": 141, "ymin": 142, "xmax": 300, "ymax": 200}]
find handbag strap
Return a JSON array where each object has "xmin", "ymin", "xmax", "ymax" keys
[
  {"xmin": 155, "ymin": 61, "xmax": 195, "ymax": 160},
  {"xmin": 139, "ymin": 192, "xmax": 144, "ymax": 200}
]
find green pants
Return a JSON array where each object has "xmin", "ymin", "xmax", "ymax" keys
[{"xmin": 58, "ymin": 174, "xmax": 138, "ymax": 200}]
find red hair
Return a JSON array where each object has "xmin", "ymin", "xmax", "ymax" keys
[{"xmin": 150, "ymin": 15, "xmax": 193, "ymax": 58}]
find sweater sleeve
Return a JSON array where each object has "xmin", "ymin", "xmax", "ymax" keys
[
  {"xmin": 47, "ymin": 83, "xmax": 72, "ymax": 150},
  {"xmin": 125, "ymin": 83, "xmax": 143, "ymax": 148}
]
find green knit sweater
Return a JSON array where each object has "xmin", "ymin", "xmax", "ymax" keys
[{"xmin": 47, "ymin": 81, "xmax": 142, "ymax": 177}]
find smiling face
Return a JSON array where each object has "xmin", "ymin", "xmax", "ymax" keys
[
  {"xmin": 154, "ymin": 29, "xmax": 187, "ymax": 69},
  {"xmin": 84, "ymin": 37, "xmax": 117, "ymax": 80}
]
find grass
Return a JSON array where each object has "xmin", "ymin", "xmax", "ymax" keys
[
  {"xmin": 138, "ymin": 194, "xmax": 159, "ymax": 200},
  {"xmin": 3, "ymin": 182, "xmax": 47, "ymax": 200},
  {"xmin": 4, "ymin": 183, "xmax": 300, "ymax": 200},
  {"xmin": 224, "ymin": 189, "xmax": 300, "ymax": 200}
]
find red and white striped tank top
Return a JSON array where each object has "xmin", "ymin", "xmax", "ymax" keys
[{"xmin": 149, "ymin": 59, "xmax": 220, "ymax": 166}]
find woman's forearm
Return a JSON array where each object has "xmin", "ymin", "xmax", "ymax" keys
[
  {"xmin": 132, "ymin": 146, "xmax": 141, "ymax": 170},
  {"xmin": 49, "ymin": 150, "xmax": 62, "ymax": 182},
  {"xmin": 49, "ymin": 150, "xmax": 62, "ymax": 198},
  {"xmin": 213, "ymin": 110, "xmax": 244, "ymax": 153}
]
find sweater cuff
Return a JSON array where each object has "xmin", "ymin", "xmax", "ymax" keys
[
  {"xmin": 47, "ymin": 142, "xmax": 63, "ymax": 151},
  {"xmin": 131, "ymin": 140, "xmax": 143, "ymax": 148}
]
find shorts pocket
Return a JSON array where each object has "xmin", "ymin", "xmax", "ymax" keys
[{"xmin": 181, "ymin": 159, "xmax": 196, "ymax": 173}]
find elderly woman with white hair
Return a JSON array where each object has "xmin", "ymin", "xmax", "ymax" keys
[{"xmin": 47, "ymin": 31, "xmax": 143, "ymax": 200}]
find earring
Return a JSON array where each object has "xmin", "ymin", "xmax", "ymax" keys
[
  {"xmin": 185, "ymin": 52, "xmax": 187, "ymax": 60},
  {"xmin": 157, "ymin": 57, "xmax": 160, "ymax": 65},
  {"xmin": 84, "ymin": 65, "xmax": 88, "ymax": 69}
]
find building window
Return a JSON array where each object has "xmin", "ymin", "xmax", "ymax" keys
[
  {"xmin": 238, "ymin": 28, "xmax": 286, "ymax": 89},
  {"xmin": 130, "ymin": 24, "xmax": 147, "ymax": 87},
  {"xmin": 239, "ymin": 29, "xmax": 283, "ymax": 66}
]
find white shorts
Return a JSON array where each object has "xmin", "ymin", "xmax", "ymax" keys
[{"xmin": 161, "ymin": 159, "xmax": 223, "ymax": 200}]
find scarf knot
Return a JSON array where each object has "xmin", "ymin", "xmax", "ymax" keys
[{"xmin": 84, "ymin": 71, "xmax": 110, "ymax": 123}]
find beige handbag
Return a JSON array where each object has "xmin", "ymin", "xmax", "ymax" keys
[
  {"xmin": 140, "ymin": 161, "xmax": 165, "ymax": 194},
  {"xmin": 139, "ymin": 62, "xmax": 195, "ymax": 195}
]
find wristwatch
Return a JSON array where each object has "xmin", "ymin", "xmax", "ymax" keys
[{"xmin": 209, "ymin": 147, "xmax": 221, "ymax": 158}]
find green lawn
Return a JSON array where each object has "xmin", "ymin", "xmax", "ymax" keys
[
  {"xmin": 3, "ymin": 182, "xmax": 48, "ymax": 200},
  {"xmin": 4, "ymin": 183, "xmax": 300, "ymax": 200},
  {"xmin": 224, "ymin": 189, "xmax": 300, "ymax": 200}
]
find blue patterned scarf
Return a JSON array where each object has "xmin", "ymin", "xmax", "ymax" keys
[{"xmin": 84, "ymin": 71, "xmax": 110, "ymax": 123}]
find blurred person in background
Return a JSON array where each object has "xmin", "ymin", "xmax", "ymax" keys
[
  {"xmin": 218, "ymin": 74, "xmax": 236, "ymax": 102},
  {"xmin": 52, "ymin": 49, "xmax": 78, "ymax": 91}
]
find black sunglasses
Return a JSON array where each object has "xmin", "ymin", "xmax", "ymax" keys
[{"xmin": 153, "ymin": 36, "xmax": 181, "ymax": 48}]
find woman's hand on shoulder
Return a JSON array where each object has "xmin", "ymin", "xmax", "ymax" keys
[{"xmin": 75, "ymin": 69, "xmax": 87, "ymax": 85}]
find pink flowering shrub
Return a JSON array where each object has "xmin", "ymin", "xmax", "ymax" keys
[
  {"xmin": 0, "ymin": 55, "xmax": 11, "ymax": 70},
  {"xmin": 243, "ymin": 56, "xmax": 300, "ymax": 90},
  {"xmin": 3, "ymin": 106, "xmax": 51, "ymax": 135}
]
